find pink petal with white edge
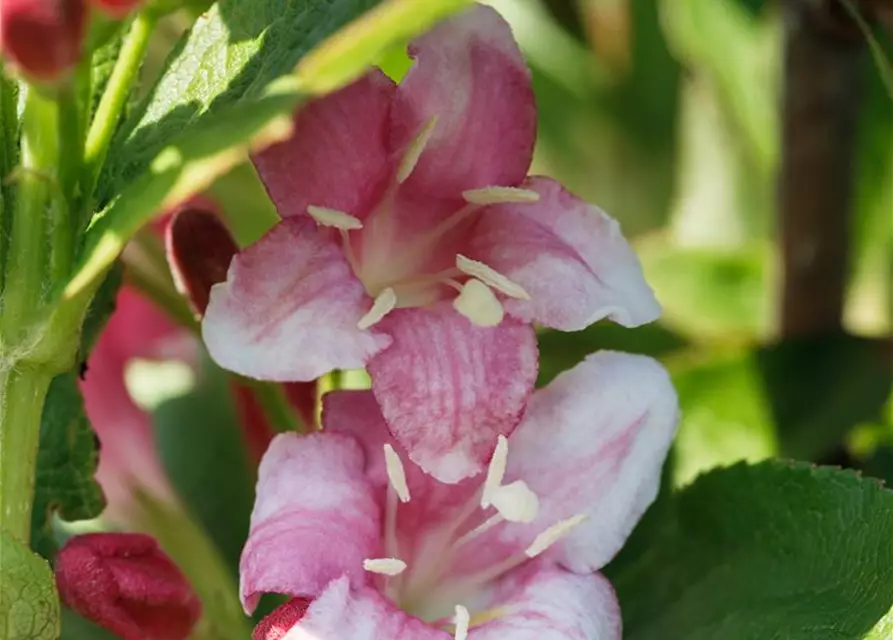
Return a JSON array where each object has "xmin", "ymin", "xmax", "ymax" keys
[
  {"xmin": 368, "ymin": 304, "xmax": 537, "ymax": 483},
  {"xmin": 468, "ymin": 176, "xmax": 661, "ymax": 330},
  {"xmin": 253, "ymin": 69, "xmax": 396, "ymax": 219},
  {"xmin": 495, "ymin": 351, "xmax": 678, "ymax": 573},
  {"xmin": 470, "ymin": 564, "xmax": 621, "ymax": 640},
  {"xmin": 203, "ymin": 217, "xmax": 391, "ymax": 381},
  {"xmin": 390, "ymin": 4, "xmax": 536, "ymax": 198},
  {"xmin": 292, "ymin": 576, "xmax": 450, "ymax": 640},
  {"xmin": 239, "ymin": 433, "xmax": 381, "ymax": 613}
]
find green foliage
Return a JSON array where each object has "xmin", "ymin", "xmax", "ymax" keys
[
  {"xmin": 670, "ymin": 350, "xmax": 777, "ymax": 486},
  {"xmin": 152, "ymin": 355, "xmax": 256, "ymax": 572},
  {"xmin": 608, "ymin": 461, "xmax": 893, "ymax": 640},
  {"xmin": 639, "ymin": 240, "xmax": 772, "ymax": 341},
  {"xmin": 0, "ymin": 530, "xmax": 60, "ymax": 640},
  {"xmin": 30, "ymin": 374, "xmax": 106, "ymax": 560}
]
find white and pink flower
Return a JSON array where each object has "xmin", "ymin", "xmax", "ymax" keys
[
  {"xmin": 241, "ymin": 352, "xmax": 678, "ymax": 639},
  {"xmin": 202, "ymin": 4, "xmax": 660, "ymax": 483}
]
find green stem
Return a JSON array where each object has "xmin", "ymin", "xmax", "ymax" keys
[
  {"xmin": 82, "ymin": 11, "xmax": 156, "ymax": 203},
  {"xmin": 52, "ymin": 84, "xmax": 82, "ymax": 282},
  {"xmin": 0, "ymin": 365, "xmax": 53, "ymax": 541},
  {"xmin": 237, "ymin": 377, "xmax": 306, "ymax": 434},
  {"xmin": 0, "ymin": 65, "xmax": 18, "ymax": 296},
  {"xmin": 0, "ymin": 88, "xmax": 58, "ymax": 341}
]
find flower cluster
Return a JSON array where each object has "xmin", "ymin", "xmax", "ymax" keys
[
  {"xmin": 201, "ymin": 4, "xmax": 679, "ymax": 639},
  {"xmin": 53, "ymin": 4, "xmax": 678, "ymax": 639}
]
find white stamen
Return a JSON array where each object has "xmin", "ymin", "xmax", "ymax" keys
[
  {"xmin": 306, "ymin": 205, "xmax": 363, "ymax": 230},
  {"xmin": 363, "ymin": 557, "xmax": 407, "ymax": 576},
  {"xmin": 456, "ymin": 255, "xmax": 530, "ymax": 300},
  {"xmin": 384, "ymin": 444, "xmax": 411, "ymax": 503},
  {"xmin": 358, "ymin": 287, "xmax": 397, "ymax": 330},
  {"xmin": 397, "ymin": 116, "xmax": 438, "ymax": 183},
  {"xmin": 525, "ymin": 514, "xmax": 588, "ymax": 558},
  {"xmin": 481, "ymin": 435, "xmax": 509, "ymax": 509},
  {"xmin": 462, "ymin": 186, "xmax": 540, "ymax": 205},
  {"xmin": 453, "ymin": 279, "xmax": 504, "ymax": 327},
  {"xmin": 454, "ymin": 605, "xmax": 470, "ymax": 640},
  {"xmin": 490, "ymin": 480, "xmax": 539, "ymax": 523}
]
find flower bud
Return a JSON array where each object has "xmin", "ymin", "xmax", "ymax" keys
[
  {"xmin": 252, "ymin": 598, "xmax": 311, "ymax": 640},
  {"xmin": 55, "ymin": 533, "xmax": 201, "ymax": 640},
  {"xmin": 0, "ymin": 0, "xmax": 86, "ymax": 81}
]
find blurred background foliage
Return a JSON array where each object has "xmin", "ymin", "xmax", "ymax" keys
[{"xmin": 63, "ymin": 0, "xmax": 892, "ymax": 635}]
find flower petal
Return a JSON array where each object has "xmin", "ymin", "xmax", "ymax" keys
[
  {"xmin": 81, "ymin": 288, "xmax": 190, "ymax": 518},
  {"xmin": 239, "ymin": 433, "xmax": 381, "ymax": 613},
  {"xmin": 291, "ymin": 576, "xmax": 450, "ymax": 640},
  {"xmin": 467, "ymin": 176, "xmax": 661, "ymax": 330},
  {"xmin": 322, "ymin": 390, "xmax": 481, "ymax": 548},
  {"xmin": 253, "ymin": 69, "xmax": 396, "ymax": 218},
  {"xmin": 470, "ymin": 565, "xmax": 620, "ymax": 640},
  {"xmin": 368, "ymin": 305, "xmax": 537, "ymax": 483},
  {"xmin": 203, "ymin": 217, "xmax": 392, "ymax": 381},
  {"xmin": 390, "ymin": 4, "xmax": 535, "ymax": 197},
  {"xmin": 498, "ymin": 351, "xmax": 678, "ymax": 573}
]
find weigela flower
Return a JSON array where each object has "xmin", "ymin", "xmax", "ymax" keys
[
  {"xmin": 55, "ymin": 533, "xmax": 201, "ymax": 640},
  {"xmin": 80, "ymin": 286, "xmax": 193, "ymax": 519},
  {"xmin": 0, "ymin": 0, "xmax": 86, "ymax": 81},
  {"xmin": 203, "ymin": 4, "xmax": 659, "ymax": 483},
  {"xmin": 240, "ymin": 352, "xmax": 678, "ymax": 639}
]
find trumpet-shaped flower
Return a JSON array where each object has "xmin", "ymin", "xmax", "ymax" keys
[
  {"xmin": 202, "ymin": 4, "xmax": 659, "ymax": 483},
  {"xmin": 241, "ymin": 352, "xmax": 678, "ymax": 639}
]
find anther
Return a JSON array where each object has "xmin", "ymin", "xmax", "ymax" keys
[
  {"xmin": 363, "ymin": 558, "xmax": 407, "ymax": 576},
  {"xmin": 490, "ymin": 481, "xmax": 539, "ymax": 523},
  {"xmin": 306, "ymin": 205, "xmax": 363, "ymax": 230},
  {"xmin": 481, "ymin": 435, "xmax": 509, "ymax": 509},
  {"xmin": 462, "ymin": 186, "xmax": 540, "ymax": 205},
  {"xmin": 525, "ymin": 514, "xmax": 588, "ymax": 558},
  {"xmin": 358, "ymin": 287, "xmax": 397, "ymax": 330},
  {"xmin": 454, "ymin": 605, "xmax": 470, "ymax": 640},
  {"xmin": 456, "ymin": 255, "xmax": 530, "ymax": 300},
  {"xmin": 384, "ymin": 444, "xmax": 411, "ymax": 503},
  {"xmin": 453, "ymin": 279, "xmax": 504, "ymax": 327},
  {"xmin": 397, "ymin": 116, "xmax": 439, "ymax": 183}
]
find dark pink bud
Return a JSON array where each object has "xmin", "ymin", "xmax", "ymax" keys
[
  {"xmin": 0, "ymin": 0, "xmax": 86, "ymax": 81},
  {"xmin": 164, "ymin": 203, "xmax": 238, "ymax": 316},
  {"xmin": 55, "ymin": 533, "xmax": 201, "ymax": 640},
  {"xmin": 252, "ymin": 598, "xmax": 311, "ymax": 640},
  {"xmin": 89, "ymin": 0, "xmax": 140, "ymax": 19}
]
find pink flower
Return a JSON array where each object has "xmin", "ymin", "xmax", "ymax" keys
[
  {"xmin": 55, "ymin": 533, "xmax": 201, "ymax": 640},
  {"xmin": 240, "ymin": 352, "xmax": 678, "ymax": 639},
  {"xmin": 202, "ymin": 4, "xmax": 659, "ymax": 483},
  {"xmin": 80, "ymin": 286, "xmax": 194, "ymax": 519}
]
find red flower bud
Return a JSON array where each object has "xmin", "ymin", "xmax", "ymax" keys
[
  {"xmin": 252, "ymin": 598, "xmax": 311, "ymax": 640},
  {"xmin": 89, "ymin": 0, "xmax": 141, "ymax": 19},
  {"xmin": 55, "ymin": 533, "xmax": 201, "ymax": 640},
  {"xmin": 0, "ymin": 0, "xmax": 86, "ymax": 81}
]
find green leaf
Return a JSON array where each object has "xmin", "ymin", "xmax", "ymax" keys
[
  {"xmin": 537, "ymin": 322, "xmax": 687, "ymax": 387},
  {"xmin": 669, "ymin": 349, "xmax": 777, "ymax": 487},
  {"xmin": 30, "ymin": 373, "xmax": 105, "ymax": 560},
  {"xmin": 639, "ymin": 238, "xmax": 772, "ymax": 341},
  {"xmin": 607, "ymin": 461, "xmax": 893, "ymax": 640},
  {"xmin": 0, "ymin": 529, "xmax": 60, "ymax": 640},
  {"xmin": 152, "ymin": 354, "xmax": 256, "ymax": 572},
  {"xmin": 757, "ymin": 335, "xmax": 892, "ymax": 461},
  {"xmin": 65, "ymin": 85, "xmax": 301, "ymax": 303}
]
